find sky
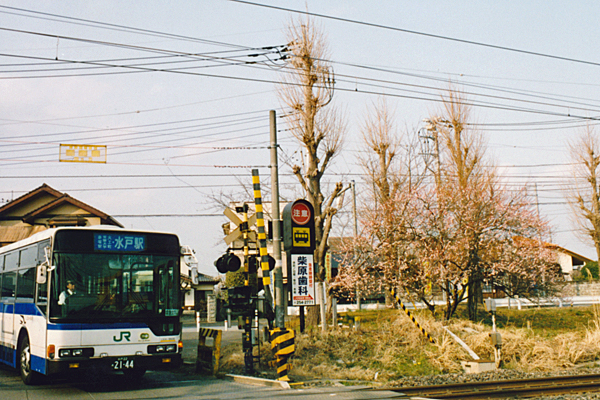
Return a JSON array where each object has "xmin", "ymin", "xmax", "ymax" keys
[{"xmin": 2, "ymin": 1, "xmax": 600, "ymax": 275}]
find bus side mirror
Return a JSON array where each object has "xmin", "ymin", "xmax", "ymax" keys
[
  {"xmin": 37, "ymin": 245, "xmax": 53, "ymax": 284},
  {"xmin": 37, "ymin": 263, "xmax": 47, "ymax": 285},
  {"xmin": 191, "ymin": 266, "xmax": 198, "ymax": 285}
]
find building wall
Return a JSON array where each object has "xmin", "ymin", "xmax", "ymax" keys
[
  {"xmin": 0, "ymin": 194, "xmax": 58, "ymax": 226},
  {"xmin": 561, "ymin": 281, "xmax": 600, "ymax": 297},
  {"xmin": 556, "ymin": 251, "xmax": 575, "ymax": 275}
]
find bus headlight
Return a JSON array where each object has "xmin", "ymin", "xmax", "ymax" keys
[
  {"xmin": 148, "ymin": 344, "xmax": 177, "ymax": 354},
  {"xmin": 58, "ymin": 348, "xmax": 94, "ymax": 358},
  {"xmin": 59, "ymin": 349, "xmax": 72, "ymax": 357}
]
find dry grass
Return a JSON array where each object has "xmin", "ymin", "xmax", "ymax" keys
[{"xmin": 218, "ymin": 306, "xmax": 600, "ymax": 382}]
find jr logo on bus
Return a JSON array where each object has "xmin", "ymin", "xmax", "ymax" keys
[{"xmin": 113, "ymin": 331, "xmax": 131, "ymax": 342}]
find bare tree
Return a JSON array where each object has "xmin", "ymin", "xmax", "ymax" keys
[
  {"xmin": 357, "ymin": 99, "xmax": 426, "ymax": 306},
  {"xmin": 278, "ymin": 15, "xmax": 346, "ymax": 283},
  {"xmin": 567, "ymin": 126, "xmax": 600, "ymax": 261}
]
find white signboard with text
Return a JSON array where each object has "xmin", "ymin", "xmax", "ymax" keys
[{"xmin": 291, "ymin": 253, "xmax": 315, "ymax": 306}]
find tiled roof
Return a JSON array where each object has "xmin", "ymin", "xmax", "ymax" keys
[{"xmin": 197, "ymin": 273, "xmax": 220, "ymax": 284}]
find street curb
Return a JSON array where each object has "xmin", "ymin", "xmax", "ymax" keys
[{"xmin": 225, "ymin": 374, "xmax": 291, "ymax": 389}]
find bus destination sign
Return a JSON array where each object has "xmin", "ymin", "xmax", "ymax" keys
[{"xmin": 94, "ymin": 233, "xmax": 146, "ymax": 252}]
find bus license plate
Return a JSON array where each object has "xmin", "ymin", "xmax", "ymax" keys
[{"xmin": 111, "ymin": 357, "xmax": 134, "ymax": 370}]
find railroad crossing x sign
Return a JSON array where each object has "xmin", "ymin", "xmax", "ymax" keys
[{"xmin": 223, "ymin": 207, "xmax": 257, "ymax": 245}]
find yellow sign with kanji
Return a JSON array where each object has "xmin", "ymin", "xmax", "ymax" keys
[{"xmin": 59, "ymin": 144, "xmax": 107, "ymax": 163}]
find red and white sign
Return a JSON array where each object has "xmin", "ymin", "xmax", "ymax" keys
[{"xmin": 291, "ymin": 202, "xmax": 311, "ymax": 225}]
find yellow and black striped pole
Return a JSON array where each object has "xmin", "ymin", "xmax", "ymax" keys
[
  {"xmin": 241, "ymin": 203, "xmax": 254, "ymax": 374},
  {"xmin": 391, "ymin": 288, "xmax": 435, "ymax": 344},
  {"xmin": 270, "ymin": 328, "xmax": 295, "ymax": 381},
  {"xmin": 251, "ymin": 169, "xmax": 273, "ymax": 290}
]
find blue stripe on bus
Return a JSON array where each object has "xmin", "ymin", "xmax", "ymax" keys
[
  {"xmin": 0, "ymin": 344, "xmax": 46, "ymax": 374},
  {"xmin": 14, "ymin": 302, "xmax": 44, "ymax": 316},
  {"xmin": 0, "ymin": 343, "xmax": 16, "ymax": 368},
  {"xmin": 0, "ymin": 303, "xmax": 13, "ymax": 313},
  {"xmin": 48, "ymin": 322, "xmax": 148, "ymax": 330},
  {"xmin": 0, "ymin": 302, "xmax": 44, "ymax": 317},
  {"xmin": 31, "ymin": 353, "xmax": 46, "ymax": 374}
]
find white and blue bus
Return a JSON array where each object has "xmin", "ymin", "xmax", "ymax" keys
[{"xmin": 0, "ymin": 226, "xmax": 183, "ymax": 384}]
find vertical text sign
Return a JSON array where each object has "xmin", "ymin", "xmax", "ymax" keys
[{"xmin": 291, "ymin": 254, "xmax": 315, "ymax": 306}]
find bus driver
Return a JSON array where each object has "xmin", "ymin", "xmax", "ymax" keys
[{"xmin": 58, "ymin": 280, "xmax": 76, "ymax": 306}]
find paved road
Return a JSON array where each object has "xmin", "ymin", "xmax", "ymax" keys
[
  {"xmin": 0, "ymin": 363, "xmax": 406, "ymax": 400},
  {"xmin": 0, "ymin": 363, "xmax": 285, "ymax": 400},
  {"xmin": 0, "ymin": 319, "xmax": 407, "ymax": 399}
]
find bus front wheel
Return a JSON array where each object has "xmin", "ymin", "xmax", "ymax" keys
[{"xmin": 18, "ymin": 335, "xmax": 41, "ymax": 385}]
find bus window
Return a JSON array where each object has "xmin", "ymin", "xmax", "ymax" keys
[
  {"xmin": 155, "ymin": 260, "xmax": 177, "ymax": 315},
  {"xmin": 5, "ymin": 251, "xmax": 18, "ymax": 272},
  {"xmin": 19, "ymin": 246, "xmax": 37, "ymax": 269},
  {"xmin": 2, "ymin": 271, "xmax": 16, "ymax": 299},
  {"xmin": 16, "ymin": 268, "xmax": 35, "ymax": 301},
  {"xmin": 37, "ymin": 240, "xmax": 51, "ymax": 265}
]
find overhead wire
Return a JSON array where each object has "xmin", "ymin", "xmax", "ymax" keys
[
  {"xmin": 0, "ymin": 22, "xmax": 599, "ymax": 125},
  {"xmin": 228, "ymin": 0, "xmax": 600, "ymax": 68},
  {"xmin": 3, "ymin": 4, "xmax": 600, "ymax": 133},
  {"xmin": 7, "ymin": 3, "xmax": 600, "ymax": 121},
  {"xmin": 3, "ymin": 44, "xmax": 599, "ymax": 123},
  {"xmin": 1, "ymin": 27, "xmax": 599, "ymax": 133}
]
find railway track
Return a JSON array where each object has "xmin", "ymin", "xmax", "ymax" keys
[{"xmin": 382, "ymin": 373, "xmax": 600, "ymax": 399}]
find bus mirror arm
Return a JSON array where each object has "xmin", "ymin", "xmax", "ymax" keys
[
  {"xmin": 37, "ymin": 247, "xmax": 55, "ymax": 284},
  {"xmin": 37, "ymin": 262, "xmax": 48, "ymax": 285},
  {"xmin": 36, "ymin": 261, "xmax": 55, "ymax": 284}
]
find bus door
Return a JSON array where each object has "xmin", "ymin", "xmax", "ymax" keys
[{"xmin": 1, "ymin": 252, "xmax": 18, "ymax": 337}]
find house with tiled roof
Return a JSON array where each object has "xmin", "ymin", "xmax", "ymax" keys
[
  {"xmin": 513, "ymin": 236, "xmax": 594, "ymax": 277},
  {"xmin": 0, "ymin": 183, "xmax": 122, "ymax": 247},
  {"xmin": 544, "ymin": 243, "xmax": 593, "ymax": 277}
]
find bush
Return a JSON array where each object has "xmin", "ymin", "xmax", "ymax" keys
[{"xmin": 573, "ymin": 261, "xmax": 599, "ymax": 281}]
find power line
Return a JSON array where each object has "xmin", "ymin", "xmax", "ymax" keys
[
  {"xmin": 0, "ymin": 95, "xmax": 276, "ymax": 128},
  {"xmin": 2, "ymin": 25, "xmax": 599, "ymax": 122},
  {"xmin": 3, "ymin": 30, "xmax": 600, "ymax": 123},
  {"xmin": 229, "ymin": 0, "xmax": 600, "ymax": 68},
  {"xmin": 0, "ymin": 5, "xmax": 274, "ymax": 50},
  {"xmin": 4, "ymin": 4, "xmax": 600, "ymax": 138}
]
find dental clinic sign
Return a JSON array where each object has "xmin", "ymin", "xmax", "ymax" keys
[{"xmin": 290, "ymin": 254, "xmax": 315, "ymax": 306}]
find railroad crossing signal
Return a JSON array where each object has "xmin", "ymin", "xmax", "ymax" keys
[
  {"xmin": 223, "ymin": 207, "xmax": 257, "ymax": 245},
  {"xmin": 214, "ymin": 252, "xmax": 241, "ymax": 273}
]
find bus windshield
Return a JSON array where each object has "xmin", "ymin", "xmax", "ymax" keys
[{"xmin": 50, "ymin": 252, "xmax": 179, "ymax": 322}]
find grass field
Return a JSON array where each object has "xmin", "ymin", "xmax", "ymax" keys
[{"xmin": 219, "ymin": 305, "xmax": 600, "ymax": 382}]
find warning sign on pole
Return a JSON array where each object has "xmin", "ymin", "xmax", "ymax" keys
[
  {"xmin": 290, "ymin": 254, "xmax": 315, "ymax": 306},
  {"xmin": 282, "ymin": 199, "xmax": 315, "ymax": 253}
]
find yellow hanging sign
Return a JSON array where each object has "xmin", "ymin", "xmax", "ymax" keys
[{"xmin": 59, "ymin": 144, "xmax": 107, "ymax": 163}]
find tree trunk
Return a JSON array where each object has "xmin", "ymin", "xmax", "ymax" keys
[{"xmin": 306, "ymin": 305, "xmax": 320, "ymax": 328}]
